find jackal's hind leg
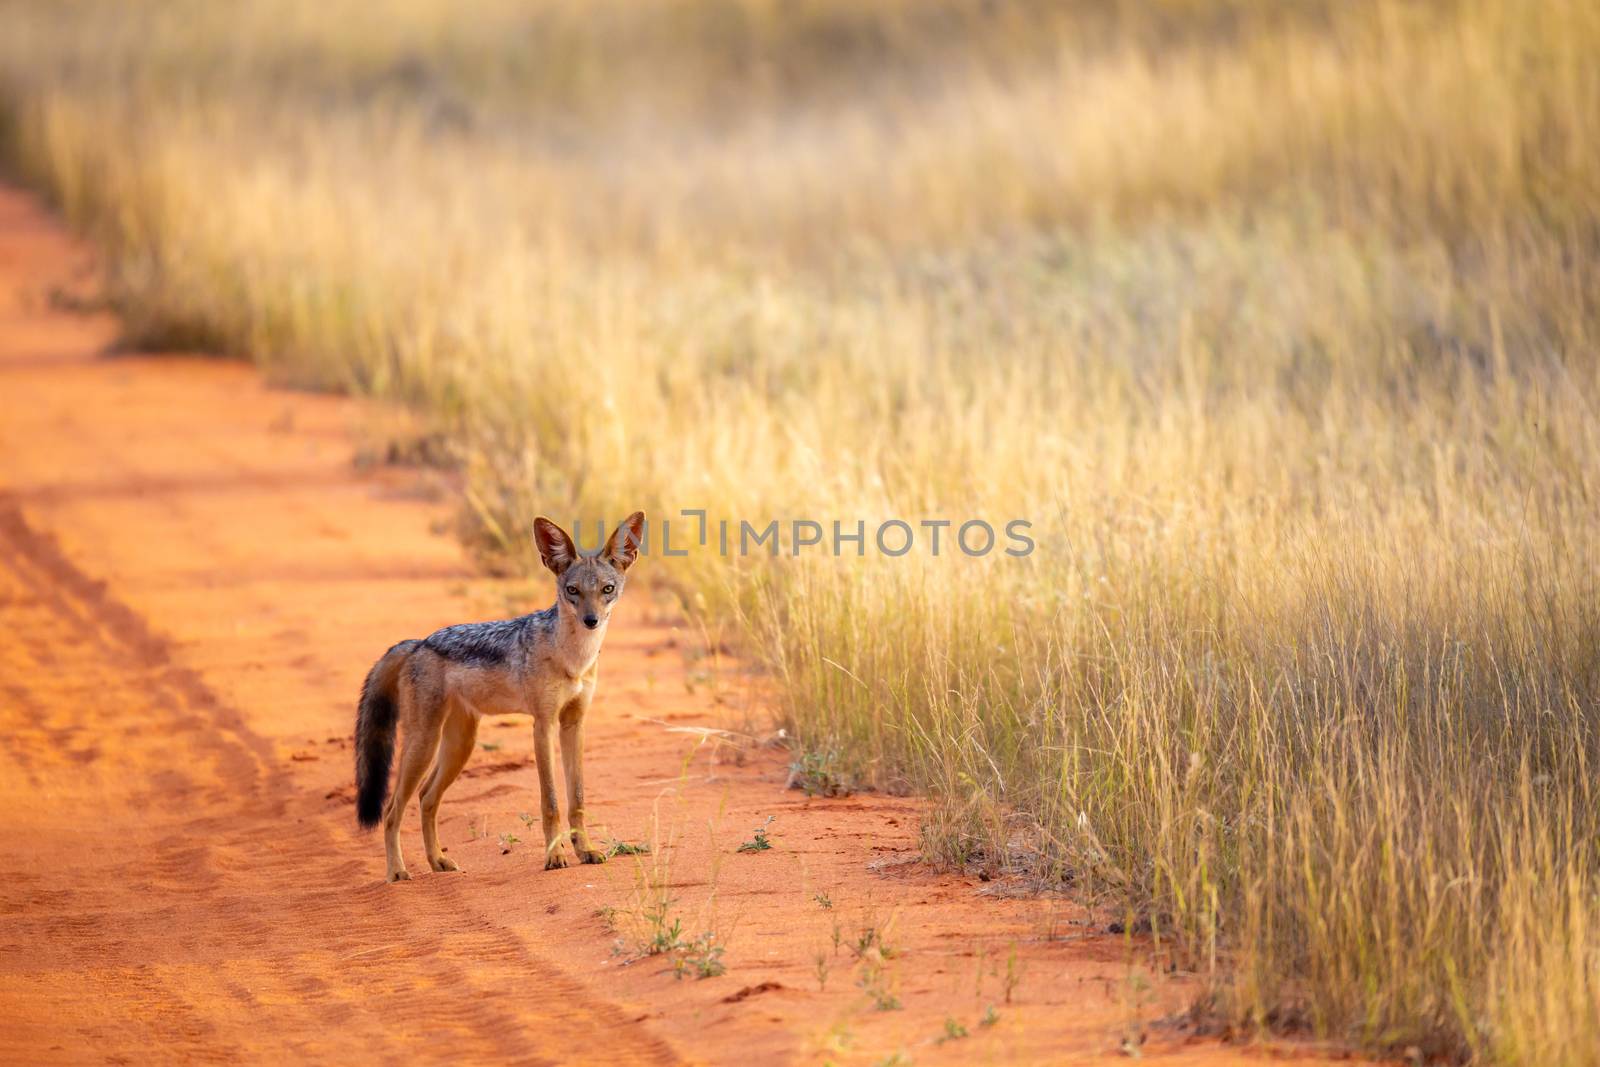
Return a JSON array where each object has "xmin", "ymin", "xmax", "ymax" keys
[
  {"xmin": 420, "ymin": 708, "xmax": 477, "ymax": 872},
  {"xmin": 383, "ymin": 705, "xmax": 444, "ymax": 883}
]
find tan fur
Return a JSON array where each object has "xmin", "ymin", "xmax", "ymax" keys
[{"xmin": 375, "ymin": 512, "xmax": 644, "ymax": 882}]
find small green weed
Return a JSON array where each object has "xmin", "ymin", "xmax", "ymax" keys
[
  {"xmin": 645, "ymin": 904, "xmax": 685, "ymax": 957},
  {"xmin": 813, "ymin": 948, "xmax": 831, "ymax": 991},
  {"xmin": 673, "ymin": 932, "xmax": 726, "ymax": 980},
  {"xmin": 737, "ymin": 816, "xmax": 775, "ymax": 853}
]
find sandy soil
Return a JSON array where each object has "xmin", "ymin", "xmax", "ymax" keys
[{"xmin": 0, "ymin": 185, "xmax": 1358, "ymax": 1065}]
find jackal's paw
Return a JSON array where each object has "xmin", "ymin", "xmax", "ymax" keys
[
  {"xmin": 429, "ymin": 856, "xmax": 460, "ymax": 873},
  {"xmin": 387, "ymin": 867, "xmax": 412, "ymax": 883},
  {"xmin": 544, "ymin": 849, "xmax": 571, "ymax": 871},
  {"xmin": 576, "ymin": 848, "xmax": 608, "ymax": 865}
]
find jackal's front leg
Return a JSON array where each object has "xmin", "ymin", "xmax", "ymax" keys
[
  {"xmin": 532, "ymin": 714, "xmax": 569, "ymax": 869},
  {"xmin": 560, "ymin": 708, "xmax": 605, "ymax": 865}
]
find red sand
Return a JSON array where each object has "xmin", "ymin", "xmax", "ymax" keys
[{"xmin": 0, "ymin": 185, "xmax": 1358, "ymax": 1065}]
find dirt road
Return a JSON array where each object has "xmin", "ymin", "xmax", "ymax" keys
[{"xmin": 0, "ymin": 186, "xmax": 1341, "ymax": 1065}]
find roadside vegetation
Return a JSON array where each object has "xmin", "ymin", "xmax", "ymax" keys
[{"xmin": 2, "ymin": 1, "xmax": 1597, "ymax": 1059}]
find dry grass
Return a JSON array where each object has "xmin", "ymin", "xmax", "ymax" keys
[{"xmin": 3, "ymin": 0, "xmax": 1599, "ymax": 1060}]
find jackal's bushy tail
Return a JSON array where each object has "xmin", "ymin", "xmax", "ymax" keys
[{"xmin": 355, "ymin": 639, "xmax": 420, "ymax": 828}]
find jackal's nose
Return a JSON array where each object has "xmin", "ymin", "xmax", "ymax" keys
[{"xmin": 583, "ymin": 614, "xmax": 599, "ymax": 630}]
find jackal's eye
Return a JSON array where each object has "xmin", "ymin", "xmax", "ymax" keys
[
  {"xmin": 565, "ymin": 585, "xmax": 579, "ymax": 596},
  {"xmin": 602, "ymin": 584, "xmax": 615, "ymax": 595}
]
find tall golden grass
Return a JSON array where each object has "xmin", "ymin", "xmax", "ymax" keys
[{"xmin": 3, "ymin": 0, "xmax": 1598, "ymax": 1059}]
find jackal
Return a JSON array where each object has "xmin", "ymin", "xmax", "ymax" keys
[{"xmin": 354, "ymin": 511, "xmax": 645, "ymax": 881}]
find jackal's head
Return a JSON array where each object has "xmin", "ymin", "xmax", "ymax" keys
[{"xmin": 533, "ymin": 511, "xmax": 646, "ymax": 631}]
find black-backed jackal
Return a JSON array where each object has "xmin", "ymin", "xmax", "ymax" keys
[{"xmin": 354, "ymin": 512, "xmax": 645, "ymax": 882}]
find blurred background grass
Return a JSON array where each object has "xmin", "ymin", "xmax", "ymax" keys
[{"xmin": 2, "ymin": 1, "xmax": 1598, "ymax": 1059}]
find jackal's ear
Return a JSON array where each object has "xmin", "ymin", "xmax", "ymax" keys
[
  {"xmin": 533, "ymin": 516, "xmax": 578, "ymax": 575},
  {"xmin": 602, "ymin": 510, "xmax": 647, "ymax": 571}
]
